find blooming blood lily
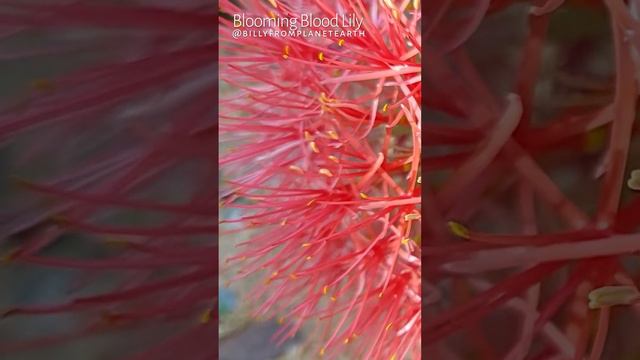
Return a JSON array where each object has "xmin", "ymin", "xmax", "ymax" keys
[
  {"xmin": 426, "ymin": 0, "xmax": 640, "ymax": 359},
  {"xmin": 219, "ymin": 0, "xmax": 421, "ymax": 358},
  {"xmin": 0, "ymin": 1, "xmax": 218, "ymax": 358}
]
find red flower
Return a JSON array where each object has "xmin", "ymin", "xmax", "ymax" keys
[
  {"xmin": 427, "ymin": 0, "xmax": 640, "ymax": 359},
  {"xmin": 219, "ymin": 0, "xmax": 421, "ymax": 358}
]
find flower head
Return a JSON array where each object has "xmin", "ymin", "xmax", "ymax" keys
[{"xmin": 219, "ymin": 0, "xmax": 421, "ymax": 357}]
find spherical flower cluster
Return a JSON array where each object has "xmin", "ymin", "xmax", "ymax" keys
[{"xmin": 219, "ymin": 0, "xmax": 421, "ymax": 358}]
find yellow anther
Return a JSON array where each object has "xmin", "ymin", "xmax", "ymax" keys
[
  {"xmin": 359, "ymin": 192, "xmax": 369, "ymax": 199},
  {"xmin": 404, "ymin": 213, "xmax": 421, "ymax": 221},
  {"xmin": 330, "ymin": 296, "xmax": 337, "ymax": 302},
  {"xmin": 588, "ymin": 286, "xmax": 640, "ymax": 309},
  {"xmin": 337, "ymin": 38, "xmax": 345, "ymax": 46},
  {"xmin": 378, "ymin": 292, "xmax": 384, "ymax": 298},
  {"xmin": 401, "ymin": 237, "xmax": 410, "ymax": 245},
  {"xmin": 344, "ymin": 337, "xmax": 350, "ymax": 344},
  {"xmin": 319, "ymin": 168, "xmax": 333, "ymax": 177},
  {"xmin": 268, "ymin": 11, "xmax": 277, "ymax": 19},
  {"xmin": 382, "ymin": 0, "xmax": 395, "ymax": 10},
  {"xmin": 32, "ymin": 79, "xmax": 54, "ymax": 92},
  {"xmin": 382, "ymin": 103, "xmax": 389, "ymax": 112},
  {"xmin": 280, "ymin": 218, "xmax": 287, "ymax": 226},
  {"xmin": 306, "ymin": 256, "xmax": 312, "ymax": 260},
  {"xmin": 328, "ymin": 155, "xmax": 339, "ymax": 163},
  {"xmin": 327, "ymin": 130, "xmax": 339, "ymax": 139},
  {"xmin": 417, "ymin": 176, "xmax": 421, "ymax": 184},
  {"xmin": 584, "ymin": 127, "xmax": 606, "ymax": 153},
  {"xmin": 288, "ymin": 165, "xmax": 304, "ymax": 174},
  {"xmin": 310, "ymin": 141, "xmax": 320, "ymax": 153},
  {"xmin": 282, "ymin": 45, "xmax": 290, "ymax": 59},
  {"xmin": 385, "ymin": 322, "xmax": 393, "ymax": 331},
  {"xmin": 267, "ymin": 0, "xmax": 278, "ymax": 8},
  {"xmin": 272, "ymin": 271, "xmax": 279, "ymax": 277},
  {"xmin": 319, "ymin": 348, "xmax": 326, "ymax": 356},
  {"xmin": 447, "ymin": 221, "xmax": 470, "ymax": 239},
  {"xmin": 317, "ymin": 52, "xmax": 325, "ymax": 61},
  {"xmin": 390, "ymin": 354, "xmax": 397, "ymax": 360},
  {"xmin": 628, "ymin": 169, "xmax": 640, "ymax": 191},
  {"xmin": 289, "ymin": 273, "xmax": 298, "ymax": 280},
  {"xmin": 304, "ymin": 131, "xmax": 313, "ymax": 141},
  {"xmin": 104, "ymin": 238, "xmax": 131, "ymax": 249},
  {"xmin": 0, "ymin": 248, "xmax": 17, "ymax": 263},
  {"xmin": 302, "ymin": 243, "xmax": 312, "ymax": 248},
  {"xmin": 306, "ymin": 199, "xmax": 316, "ymax": 206},
  {"xmin": 319, "ymin": 92, "xmax": 334, "ymax": 104},
  {"xmin": 323, "ymin": 285, "xmax": 329, "ymax": 295}
]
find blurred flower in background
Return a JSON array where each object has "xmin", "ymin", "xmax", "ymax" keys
[
  {"xmin": 0, "ymin": 1, "xmax": 217, "ymax": 359},
  {"xmin": 426, "ymin": 0, "xmax": 640, "ymax": 359},
  {"xmin": 219, "ymin": 0, "xmax": 421, "ymax": 359}
]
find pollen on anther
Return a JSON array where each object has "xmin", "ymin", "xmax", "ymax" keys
[
  {"xmin": 588, "ymin": 285, "xmax": 640, "ymax": 309},
  {"xmin": 382, "ymin": 103, "xmax": 389, "ymax": 112},
  {"xmin": 317, "ymin": 52, "xmax": 325, "ymax": 61},
  {"xmin": 288, "ymin": 165, "xmax": 304, "ymax": 174},
  {"xmin": 304, "ymin": 130, "xmax": 313, "ymax": 141},
  {"xmin": 319, "ymin": 92, "xmax": 334, "ymax": 104},
  {"xmin": 447, "ymin": 221, "xmax": 471, "ymax": 239},
  {"xmin": 199, "ymin": 309, "xmax": 212, "ymax": 324},
  {"xmin": 302, "ymin": 243, "xmax": 312, "ymax": 248},
  {"xmin": 328, "ymin": 155, "xmax": 339, "ymax": 163},
  {"xmin": 319, "ymin": 168, "xmax": 333, "ymax": 177},
  {"xmin": 330, "ymin": 296, "xmax": 337, "ymax": 302},
  {"xmin": 323, "ymin": 285, "xmax": 329, "ymax": 295},
  {"xmin": 31, "ymin": 78, "xmax": 54, "ymax": 92},
  {"xmin": 310, "ymin": 141, "xmax": 320, "ymax": 153},
  {"xmin": 306, "ymin": 256, "xmax": 312, "ymax": 260},
  {"xmin": 282, "ymin": 45, "xmax": 290, "ymax": 59},
  {"xmin": 267, "ymin": 0, "xmax": 278, "ymax": 8},
  {"xmin": 327, "ymin": 130, "xmax": 339, "ymax": 139},
  {"xmin": 628, "ymin": 169, "xmax": 640, "ymax": 190},
  {"xmin": 401, "ymin": 237, "xmax": 410, "ymax": 245},
  {"xmin": 404, "ymin": 213, "xmax": 421, "ymax": 221},
  {"xmin": 337, "ymin": 38, "xmax": 345, "ymax": 46},
  {"xmin": 359, "ymin": 192, "xmax": 369, "ymax": 199},
  {"xmin": 385, "ymin": 322, "xmax": 393, "ymax": 331}
]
